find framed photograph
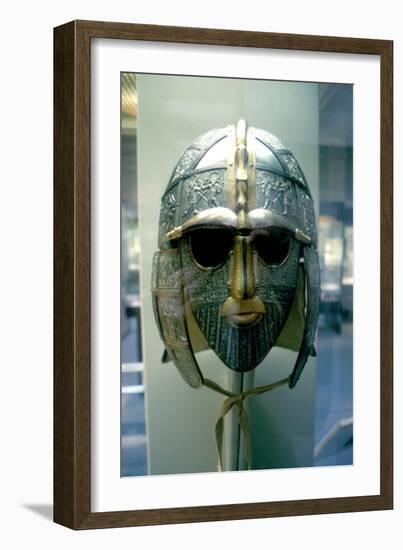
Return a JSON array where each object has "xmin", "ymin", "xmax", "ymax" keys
[{"xmin": 54, "ymin": 20, "xmax": 393, "ymax": 529}]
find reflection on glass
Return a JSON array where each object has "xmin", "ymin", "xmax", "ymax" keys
[
  {"xmin": 121, "ymin": 73, "xmax": 148, "ymax": 476},
  {"xmin": 120, "ymin": 76, "xmax": 354, "ymax": 475},
  {"xmin": 314, "ymin": 84, "xmax": 353, "ymax": 466}
]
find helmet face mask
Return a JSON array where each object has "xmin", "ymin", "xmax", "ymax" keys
[
  {"xmin": 179, "ymin": 226, "xmax": 301, "ymax": 372},
  {"xmin": 152, "ymin": 120, "xmax": 320, "ymax": 388}
]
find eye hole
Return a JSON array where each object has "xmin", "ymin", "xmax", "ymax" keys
[
  {"xmin": 253, "ymin": 228, "xmax": 291, "ymax": 266},
  {"xmin": 189, "ymin": 228, "xmax": 233, "ymax": 269}
]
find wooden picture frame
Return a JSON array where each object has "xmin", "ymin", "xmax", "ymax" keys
[{"xmin": 54, "ymin": 19, "xmax": 393, "ymax": 529}]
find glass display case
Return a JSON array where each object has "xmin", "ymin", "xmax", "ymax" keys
[{"xmin": 120, "ymin": 74, "xmax": 353, "ymax": 476}]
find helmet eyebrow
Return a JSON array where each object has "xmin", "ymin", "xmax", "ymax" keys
[
  {"xmin": 248, "ymin": 208, "xmax": 311, "ymax": 244},
  {"xmin": 164, "ymin": 206, "xmax": 311, "ymax": 246},
  {"xmin": 165, "ymin": 207, "xmax": 237, "ymax": 242}
]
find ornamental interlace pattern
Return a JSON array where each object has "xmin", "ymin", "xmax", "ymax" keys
[
  {"xmin": 160, "ymin": 191, "xmax": 177, "ymax": 232},
  {"xmin": 171, "ymin": 148, "xmax": 201, "ymax": 181}
]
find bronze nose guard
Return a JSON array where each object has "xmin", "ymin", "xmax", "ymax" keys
[{"xmin": 222, "ymin": 235, "xmax": 265, "ymax": 327}]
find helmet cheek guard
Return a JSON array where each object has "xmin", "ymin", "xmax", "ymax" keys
[
  {"xmin": 152, "ymin": 249, "xmax": 204, "ymax": 388},
  {"xmin": 152, "ymin": 120, "xmax": 320, "ymax": 389},
  {"xmin": 289, "ymin": 244, "xmax": 321, "ymax": 388}
]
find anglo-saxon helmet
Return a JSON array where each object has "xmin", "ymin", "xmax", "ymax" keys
[{"xmin": 152, "ymin": 120, "xmax": 320, "ymax": 390}]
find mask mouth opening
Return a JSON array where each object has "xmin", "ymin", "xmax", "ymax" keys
[
  {"xmin": 225, "ymin": 311, "xmax": 263, "ymax": 329},
  {"xmin": 221, "ymin": 296, "xmax": 266, "ymax": 328}
]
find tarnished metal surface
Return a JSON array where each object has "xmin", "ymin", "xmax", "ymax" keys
[
  {"xmin": 152, "ymin": 120, "xmax": 320, "ymax": 386},
  {"xmin": 151, "ymin": 250, "xmax": 203, "ymax": 388}
]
